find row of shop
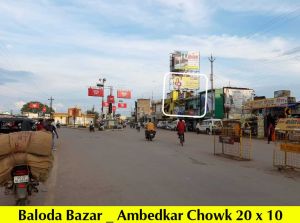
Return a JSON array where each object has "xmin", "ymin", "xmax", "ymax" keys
[{"xmin": 147, "ymin": 88, "xmax": 300, "ymax": 138}]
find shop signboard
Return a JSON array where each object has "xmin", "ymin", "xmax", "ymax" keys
[
  {"xmin": 275, "ymin": 118, "xmax": 300, "ymax": 131},
  {"xmin": 246, "ymin": 97, "xmax": 292, "ymax": 109},
  {"xmin": 174, "ymin": 106, "xmax": 185, "ymax": 115},
  {"xmin": 88, "ymin": 87, "xmax": 104, "ymax": 97}
]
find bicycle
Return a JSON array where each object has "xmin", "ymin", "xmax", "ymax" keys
[{"xmin": 179, "ymin": 133, "xmax": 184, "ymax": 146}]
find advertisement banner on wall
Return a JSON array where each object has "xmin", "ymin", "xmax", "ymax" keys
[
  {"xmin": 171, "ymin": 51, "xmax": 200, "ymax": 71},
  {"xmin": 200, "ymin": 92, "xmax": 213, "ymax": 115},
  {"xmin": 224, "ymin": 88, "xmax": 254, "ymax": 118},
  {"xmin": 117, "ymin": 90, "xmax": 131, "ymax": 99},
  {"xmin": 88, "ymin": 87, "xmax": 104, "ymax": 97},
  {"xmin": 172, "ymin": 74, "xmax": 200, "ymax": 90}
]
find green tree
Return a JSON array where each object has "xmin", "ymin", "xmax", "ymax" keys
[{"xmin": 21, "ymin": 101, "xmax": 54, "ymax": 114}]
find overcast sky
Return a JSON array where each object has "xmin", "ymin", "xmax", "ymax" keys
[{"xmin": 0, "ymin": 0, "xmax": 300, "ymax": 114}]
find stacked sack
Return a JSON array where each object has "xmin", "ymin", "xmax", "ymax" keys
[{"xmin": 0, "ymin": 131, "xmax": 53, "ymax": 186}]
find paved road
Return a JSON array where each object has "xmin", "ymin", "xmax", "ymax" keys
[{"xmin": 1, "ymin": 127, "xmax": 300, "ymax": 205}]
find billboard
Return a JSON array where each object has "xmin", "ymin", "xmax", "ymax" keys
[
  {"xmin": 224, "ymin": 88, "xmax": 254, "ymax": 118},
  {"xmin": 274, "ymin": 90, "xmax": 291, "ymax": 98},
  {"xmin": 172, "ymin": 74, "xmax": 200, "ymax": 90},
  {"xmin": 171, "ymin": 51, "xmax": 200, "ymax": 71},
  {"xmin": 117, "ymin": 90, "xmax": 131, "ymax": 99},
  {"xmin": 68, "ymin": 108, "xmax": 81, "ymax": 117},
  {"xmin": 88, "ymin": 87, "xmax": 104, "ymax": 97}
]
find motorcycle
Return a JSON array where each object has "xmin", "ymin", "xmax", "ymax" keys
[
  {"xmin": 145, "ymin": 130, "xmax": 156, "ymax": 141},
  {"xmin": 5, "ymin": 165, "xmax": 39, "ymax": 205}
]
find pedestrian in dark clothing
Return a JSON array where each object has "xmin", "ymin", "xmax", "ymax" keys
[
  {"xmin": 268, "ymin": 122, "xmax": 274, "ymax": 144},
  {"xmin": 45, "ymin": 120, "xmax": 59, "ymax": 150}
]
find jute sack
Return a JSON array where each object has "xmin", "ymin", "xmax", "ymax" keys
[
  {"xmin": 31, "ymin": 167, "xmax": 51, "ymax": 182},
  {"xmin": 27, "ymin": 131, "xmax": 52, "ymax": 156},
  {"xmin": 7, "ymin": 131, "xmax": 52, "ymax": 156},
  {"xmin": 9, "ymin": 131, "xmax": 32, "ymax": 153},
  {"xmin": 0, "ymin": 155, "xmax": 13, "ymax": 185},
  {"xmin": 0, "ymin": 153, "xmax": 53, "ymax": 184},
  {"xmin": 0, "ymin": 134, "xmax": 11, "ymax": 156},
  {"xmin": 27, "ymin": 153, "xmax": 53, "ymax": 170}
]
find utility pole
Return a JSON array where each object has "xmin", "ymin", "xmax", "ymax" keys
[
  {"xmin": 48, "ymin": 96, "xmax": 54, "ymax": 118},
  {"xmin": 208, "ymin": 54, "xmax": 216, "ymax": 119}
]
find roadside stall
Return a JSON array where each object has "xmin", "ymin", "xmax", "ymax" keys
[{"xmin": 273, "ymin": 118, "xmax": 300, "ymax": 170}]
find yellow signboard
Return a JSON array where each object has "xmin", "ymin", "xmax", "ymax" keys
[
  {"xmin": 275, "ymin": 118, "xmax": 300, "ymax": 131},
  {"xmin": 172, "ymin": 74, "xmax": 200, "ymax": 90}
]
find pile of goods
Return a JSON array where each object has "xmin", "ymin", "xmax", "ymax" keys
[{"xmin": 0, "ymin": 131, "xmax": 53, "ymax": 185}]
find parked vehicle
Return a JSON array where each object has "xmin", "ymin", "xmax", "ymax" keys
[
  {"xmin": 166, "ymin": 120, "xmax": 178, "ymax": 131},
  {"xmin": 157, "ymin": 121, "xmax": 167, "ymax": 129},
  {"xmin": 195, "ymin": 119, "xmax": 223, "ymax": 135}
]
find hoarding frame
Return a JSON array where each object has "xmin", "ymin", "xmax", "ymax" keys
[{"xmin": 162, "ymin": 72, "xmax": 208, "ymax": 118}]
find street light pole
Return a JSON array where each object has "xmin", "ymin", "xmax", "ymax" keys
[{"xmin": 98, "ymin": 78, "xmax": 106, "ymax": 118}]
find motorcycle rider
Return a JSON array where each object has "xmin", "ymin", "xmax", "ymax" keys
[
  {"xmin": 145, "ymin": 119, "xmax": 156, "ymax": 139},
  {"xmin": 176, "ymin": 118, "xmax": 186, "ymax": 142}
]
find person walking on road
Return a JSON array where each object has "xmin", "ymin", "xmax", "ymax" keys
[
  {"xmin": 268, "ymin": 122, "xmax": 275, "ymax": 144},
  {"xmin": 46, "ymin": 119, "xmax": 59, "ymax": 150}
]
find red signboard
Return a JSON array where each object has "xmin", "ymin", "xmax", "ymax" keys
[
  {"xmin": 113, "ymin": 106, "xmax": 116, "ymax": 112},
  {"xmin": 29, "ymin": 103, "xmax": 40, "ymax": 109},
  {"xmin": 118, "ymin": 103, "xmax": 127, "ymax": 108},
  {"xmin": 107, "ymin": 95, "xmax": 115, "ymax": 103},
  {"xmin": 117, "ymin": 90, "xmax": 131, "ymax": 99},
  {"xmin": 42, "ymin": 107, "xmax": 47, "ymax": 113},
  {"xmin": 88, "ymin": 87, "xmax": 104, "ymax": 97},
  {"xmin": 102, "ymin": 101, "xmax": 109, "ymax": 107}
]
